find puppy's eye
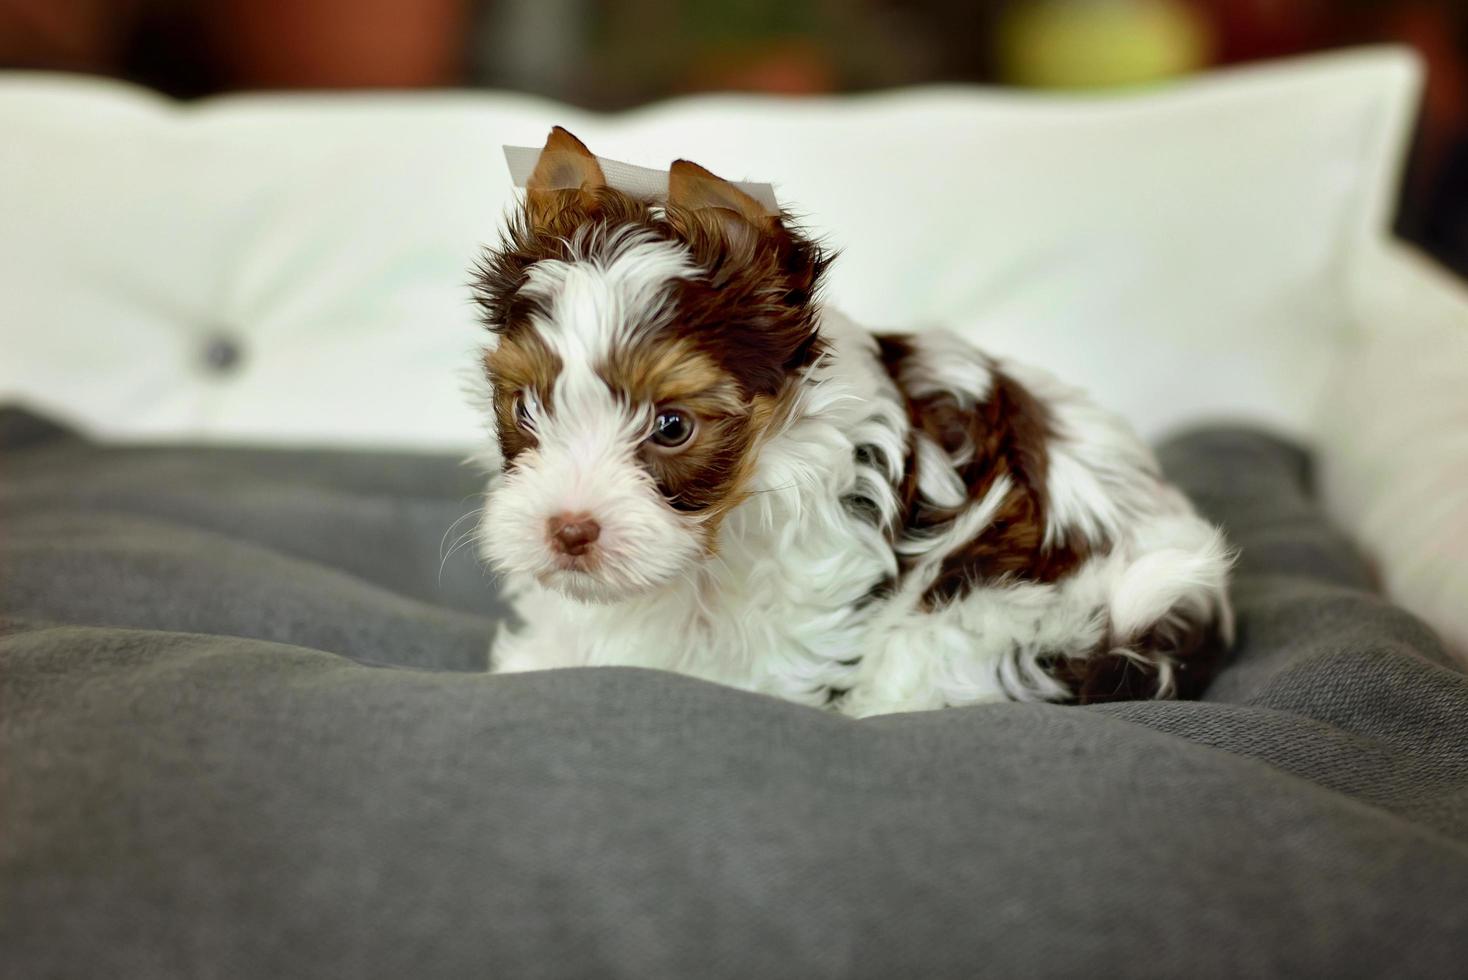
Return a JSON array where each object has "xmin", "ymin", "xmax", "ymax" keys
[
  {"xmin": 649, "ymin": 408, "xmax": 696, "ymax": 450},
  {"xmin": 513, "ymin": 392, "xmax": 534, "ymax": 430}
]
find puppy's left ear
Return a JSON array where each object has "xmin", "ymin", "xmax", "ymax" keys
[
  {"xmin": 526, "ymin": 126, "xmax": 605, "ymax": 225},
  {"xmin": 668, "ymin": 158, "xmax": 826, "ymax": 302},
  {"xmin": 668, "ymin": 159, "xmax": 785, "ymax": 253},
  {"xmin": 668, "ymin": 160, "xmax": 775, "ymax": 229}
]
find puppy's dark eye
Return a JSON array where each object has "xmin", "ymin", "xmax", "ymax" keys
[
  {"xmin": 513, "ymin": 392, "xmax": 533, "ymax": 431},
  {"xmin": 649, "ymin": 408, "xmax": 696, "ymax": 450}
]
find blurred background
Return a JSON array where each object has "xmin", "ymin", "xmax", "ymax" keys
[{"xmin": 1, "ymin": 0, "xmax": 1464, "ymax": 274}]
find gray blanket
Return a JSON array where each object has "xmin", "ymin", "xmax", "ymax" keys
[{"xmin": 2, "ymin": 407, "xmax": 1466, "ymax": 979}]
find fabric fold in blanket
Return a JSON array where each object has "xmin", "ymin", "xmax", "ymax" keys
[{"xmin": 2, "ymin": 406, "xmax": 1466, "ymax": 979}]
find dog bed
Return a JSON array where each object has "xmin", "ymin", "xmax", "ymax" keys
[{"xmin": 2, "ymin": 407, "xmax": 1466, "ymax": 978}]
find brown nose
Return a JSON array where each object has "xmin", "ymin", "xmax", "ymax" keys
[{"xmin": 548, "ymin": 514, "xmax": 601, "ymax": 556}]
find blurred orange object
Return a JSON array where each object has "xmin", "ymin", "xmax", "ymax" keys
[
  {"xmin": 679, "ymin": 37, "xmax": 838, "ymax": 96},
  {"xmin": 207, "ymin": 0, "xmax": 468, "ymax": 89},
  {"xmin": 0, "ymin": 0, "xmax": 138, "ymax": 71},
  {"xmin": 1390, "ymin": 2, "xmax": 1467, "ymax": 171}
]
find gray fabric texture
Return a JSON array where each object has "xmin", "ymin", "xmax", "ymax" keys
[{"xmin": 2, "ymin": 406, "xmax": 1466, "ymax": 979}]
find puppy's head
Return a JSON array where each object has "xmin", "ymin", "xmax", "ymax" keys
[{"xmin": 474, "ymin": 128, "xmax": 829, "ymax": 603}]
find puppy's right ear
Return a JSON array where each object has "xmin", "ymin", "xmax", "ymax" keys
[{"xmin": 526, "ymin": 127, "xmax": 605, "ymax": 226}]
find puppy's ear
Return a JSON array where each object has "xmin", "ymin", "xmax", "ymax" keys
[
  {"xmin": 668, "ymin": 160, "xmax": 774, "ymax": 227},
  {"xmin": 668, "ymin": 158, "xmax": 826, "ymax": 301},
  {"xmin": 526, "ymin": 127, "xmax": 605, "ymax": 225},
  {"xmin": 667, "ymin": 159, "xmax": 780, "ymax": 253}
]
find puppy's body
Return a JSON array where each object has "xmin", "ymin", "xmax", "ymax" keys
[{"xmin": 476, "ymin": 130, "xmax": 1231, "ymax": 716}]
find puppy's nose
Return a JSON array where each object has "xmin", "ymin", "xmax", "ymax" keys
[{"xmin": 548, "ymin": 513, "xmax": 601, "ymax": 556}]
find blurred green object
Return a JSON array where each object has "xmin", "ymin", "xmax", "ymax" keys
[{"xmin": 998, "ymin": 0, "xmax": 1214, "ymax": 89}]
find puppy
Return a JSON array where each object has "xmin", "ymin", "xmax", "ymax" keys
[{"xmin": 472, "ymin": 127, "xmax": 1232, "ymax": 716}]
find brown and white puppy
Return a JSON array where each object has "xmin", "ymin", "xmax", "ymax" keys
[{"xmin": 472, "ymin": 128, "xmax": 1232, "ymax": 715}]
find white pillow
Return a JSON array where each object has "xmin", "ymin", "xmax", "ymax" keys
[
  {"xmin": 0, "ymin": 49, "xmax": 1422, "ymax": 448},
  {"xmin": 1320, "ymin": 243, "xmax": 1468, "ymax": 665}
]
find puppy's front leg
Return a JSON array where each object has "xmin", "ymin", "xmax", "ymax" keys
[{"xmin": 487, "ymin": 587, "xmax": 591, "ymax": 673}]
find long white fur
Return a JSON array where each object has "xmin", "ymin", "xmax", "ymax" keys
[{"xmin": 477, "ymin": 250, "xmax": 1233, "ymax": 716}]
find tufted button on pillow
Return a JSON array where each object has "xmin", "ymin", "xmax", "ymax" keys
[{"xmin": 202, "ymin": 335, "xmax": 243, "ymax": 375}]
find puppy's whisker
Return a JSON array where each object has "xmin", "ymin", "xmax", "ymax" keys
[
  {"xmin": 438, "ymin": 527, "xmax": 480, "ymax": 584},
  {"xmin": 439, "ymin": 510, "xmax": 478, "ymax": 562}
]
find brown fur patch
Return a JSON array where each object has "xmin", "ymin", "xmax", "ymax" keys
[
  {"xmin": 483, "ymin": 330, "xmax": 562, "ymax": 464},
  {"xmin": 472, "ymin": 186, "xmax": 661, "ymax": 333},
  {"xmin": 662, "ymin": 201, "xmax": 829, "ymax": 398},
  {"xmin": 599, "ymin": 337, "xmax": 735, "ymax": 410},
  {"xmin": 875, "ymin": 334, "xmax": 1096, "ymax": 607},
  {"xmin": 597, "ymin": 333, "xmax": 757, "ymax": 518},
  {"xmin": 641, "ymin": 385, "xmax": 800, "ymax": 539},
  {"xmin": 472, "ymin": 183, "xmax": 829, "ymax": 399},
  {"xmin": 1041, "ymin": 616, "xmax": 1227, "ymax": 704}
]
